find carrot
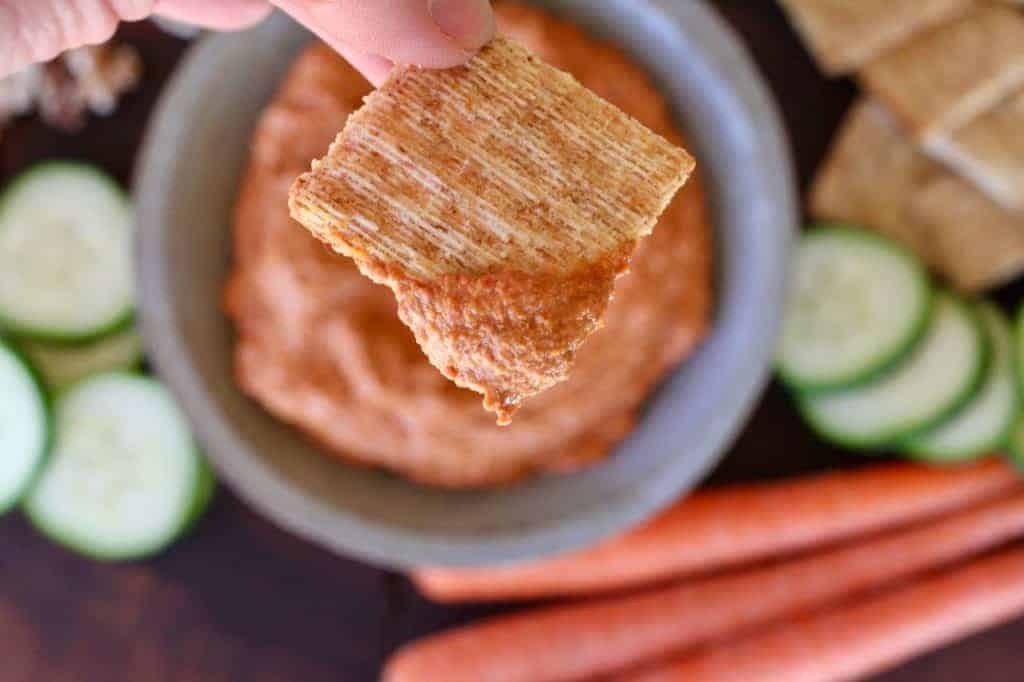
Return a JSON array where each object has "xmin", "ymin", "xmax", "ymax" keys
[
  {"xmin": 624, "ymin": 545, "xmax": 1024, "ymax": 682},
  {"xmin": 386, "ymin": 490, "xmax": 1024, "ymax": 682},
  {"xmin": 414, "ymin": 460, "xmax": 1019, "ymax": 602}
]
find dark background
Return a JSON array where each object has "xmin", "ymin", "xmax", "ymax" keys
[{"xmin": 1, "ymin": 2, "xmax": 1021, "ymax": 680}]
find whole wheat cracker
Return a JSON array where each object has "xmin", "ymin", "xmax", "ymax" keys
[
  {"xmin": 290, "ymin": 36, "xmax": 694, "ymax": 424},
  {"xmin": 809, "ymin": 102, "xmax": 941, "ymax": 265},
  {"xmin": 810, "ymin": 100, "xmax": 1024, "ymax": 291},
  {"xmin": 910, "ymin": 175, "xmax": 1024, "ymax": 291},
  {"xmin": 860, "ymin": 4, "xmax": 1024, "ymax": 139},
  {"xmin": 925, "ymin": 91, "xmax": 1024, "ymax": 212},
  {"xmin": 777, "ymin": 0, "xmax": 973, "ymax": 75}
]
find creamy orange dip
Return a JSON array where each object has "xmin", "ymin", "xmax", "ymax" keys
[{"xmin": 224, "ymin": 3, "xmax": 712, "ymax": 488}]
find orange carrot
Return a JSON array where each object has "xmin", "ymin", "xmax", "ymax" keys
[
  {"xmin": 386, "ymin": 490, "xmax": 1024, "ymax": 682},
  {"xmin": 624, "ymin": 546, "xmax": 1024, "ymax": 682},
  {"xmin": 414, "ymin": 460, "xmax": 1018, "ymax": 602}
]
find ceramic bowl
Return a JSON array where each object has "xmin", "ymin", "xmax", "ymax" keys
[{"xmin": 135, "ymin": 0, "xmax": 797, "ymax": 568}]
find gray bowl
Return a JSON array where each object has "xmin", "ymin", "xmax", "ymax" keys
[{"xmin": 135, "ymin": 0, "xmax": 796, "ymax": 569}]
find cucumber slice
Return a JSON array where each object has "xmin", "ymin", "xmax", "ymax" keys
[
  {"xmin": 1007, "ymin": 414, "xmax": 1024, "ymax": 472},
  {"xmin": 1016, "ymin": 301, "xmax": 1024, "ymax": 399},
  {"xmin": 185, "ymin": 455, "xmax": 216, "ymax": 531},
  {"xmin": 19, "ymin": 326, "xmax": 145, "ymax": 392},
  {"xmin": 778, "ymin": 226, "xmax": 932, "ymax": 392},
  {"xmin": 903, "ymin": 304, "xmax": 1018, "ymax": 462},
  {"xmin": 0, "ymin": 339, "xmax": 49, "ymax": 514},
  {"xmin": 0, "ymin": 162, "xmax": 134, "ymax": 343},
  {"xmin": 24, "ymin": 373, "xmax": 210, "ymax": 560},
  {"xmin": 798, "ymin": 293, "xmax": 987, "ymax": 449}
]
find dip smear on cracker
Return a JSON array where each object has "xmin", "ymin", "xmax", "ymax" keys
[{"xmin": 290, "ymin": 36, "xmax": 694, "ymax": 424}]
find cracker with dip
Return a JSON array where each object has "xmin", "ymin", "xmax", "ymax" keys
[{"xmin": 289, "ymin": 36, "xmax": 694, "ymax": 424}]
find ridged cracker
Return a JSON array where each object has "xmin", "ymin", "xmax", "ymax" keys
[
  {"xmin": 910, "ymin": 174, "xmax": 1024, "ymax": 290},
  {"xmin": 925, "ymin": 91, "xmax": 1024, "ymax": 212},
  {"xmin": 860, "ymin": 4, "xmax": 1024, "ymax": 139},
  {"xmin": 810, "ymin": 100, "xmax": 1024, "ymax": 291},
  {"xmin": 810, "ymin": 102, "xmax": 941, "ymax": 264},
  {"xmin": 290, "ymin": 36, "xmax": 694, "ymax": 424},
  {"xmin": 777, "ymin": 0, "xmax": 973, "ymax": 75}
]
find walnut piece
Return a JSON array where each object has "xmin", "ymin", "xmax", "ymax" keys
[{"xmin": 0, "ymin": 43, "xmax": 142, "ymax": 137}]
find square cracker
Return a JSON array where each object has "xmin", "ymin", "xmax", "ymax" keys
[
  {"xmin": 777, "ymin": 0, "xmax": 973, "ymax": 75},
  {"xmin": 809, "ymin": 102, "xmax": 941, "ymax": 264},
  {"xmin": 909, "ymin": 174, "xmax": 1024, "ymax": 291},
  {"xmin": 860, "ymin": 4, "xmax": 1024, "ymax": 139},
  {"xmin": 810, "ymin": 100, "xmax": 1024, "ymax": 291},
  {"xmin": 925, "ymin": 91, "xmax": 1024, "ymax": 212},
  {"xmin": 290, "ymin": 36, "xmax": 694, "ymax": 424}
]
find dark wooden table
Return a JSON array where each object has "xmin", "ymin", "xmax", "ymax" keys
[{"xmin": 2, "ymin": 3, "xmax": 1022, "ymax": 680}]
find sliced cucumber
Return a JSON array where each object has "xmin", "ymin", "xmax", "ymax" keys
[
  {"xmin": 1016, "ymin": 301, "xmax": 1024, "ymax": 399},
  {"xmin": 0, "ymin": 162, "xmax": 134, "ymax": 343},
  {"xmin": 903, "ymin": 304, "xmax": 1018, "ymax": 462},
  {"xmin": 19, "ymin": 326, "xmax": 145, "ymax": 392},
  {"xmin": 185, "ymin": 455, "xmax": 216, "ymax": 531},
  {"xmin": 0, "ymin": 339, "xmax": 49, "ymax": 514},
  {"xmin": 1007, "ymin": 414, "xmax": 1024, "ymax": 472},
  {"xmin": 798, "ymin": 293, "xmax": 987, "ymax": 449},
  {"xmin": 24, "ymin": 373, "xmax": 210, "ymax": 560},
  {"xmin": 778, "ymin": 225, "xmax": 932, "ymax": 392}
]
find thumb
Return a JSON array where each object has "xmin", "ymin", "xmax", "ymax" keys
[{"xmin": 271, "ymin": 0, "xmax": 494, "ymax": 84}]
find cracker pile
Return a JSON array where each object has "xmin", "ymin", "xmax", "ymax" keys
[
  {"xmin": 778, "ymin": 0, "xmax": 972, "ymax": 75},
  {"xmin": 290, "ymin": 36, "xmax": 694, "ymax": 423},
  {"xmin": 781, "ymin": 0, "xmax": 1024, "ymax": 291},
  {"xmin": 811, "ymin": 103, "xmax": 1024, "ymax": 291}
]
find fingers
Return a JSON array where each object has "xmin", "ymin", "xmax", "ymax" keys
[
  {"xmin": 427, "ymin": 0, "xmax": 494, "ymax": 51},
  {"xmin": 271, "ymin": 0, "xmax": 494, "ymax": 70},
  {"xmin": 0, "ymin": 0, "xmax": 273, "ymax": 78},
  {"xmin": 1, "ymin": 0, "xmax": 122, "ymax": 76},
  {"xmin": 268, "ymin": 0, "xmax": 393, "ymax": 85},
  {"xmin": 0, "ymin": 0, "xmax": 493, "ymax": 85},
  {"xmin": 153, "ymin": 0, "xmax": 272, "ymax": 30},
  {"xmin": 332, "ymin": 45, "xmax": 395, "ymax": 87}
]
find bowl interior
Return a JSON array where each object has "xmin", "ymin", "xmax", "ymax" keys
[{"xmin": 135, "ymin": 0, "xmax": 796, "ymax": 568}]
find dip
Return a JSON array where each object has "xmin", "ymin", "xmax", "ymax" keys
[{"xmin": 224, "ymin": 2, "xmax": 712, "ymax": 487}]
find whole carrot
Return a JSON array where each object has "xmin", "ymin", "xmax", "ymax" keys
[
  {"xmin": 625, "ymin": 546, "xmax": 1024, "ymax": 682},
  {"xmin": 414, "ymin": 460, "xmax": 1018, "ymax": 602},
  {"xmin": 386, "ymin": 490, "xmax": 1024, "ymax": 682}
]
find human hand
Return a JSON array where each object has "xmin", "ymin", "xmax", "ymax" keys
[
  {"xmin": 270, "ymin": 0, "xmax": 495, "ymax": 84},
  {"xmin": 0, "ymin": 0, "xmax": 495, "ymax": 84}
]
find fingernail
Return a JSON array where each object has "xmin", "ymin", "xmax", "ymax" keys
[{"xmin": 428, "ymin": 0, "xmax": 494, "ymax": 50}]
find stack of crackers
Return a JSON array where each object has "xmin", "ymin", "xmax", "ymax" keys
[{"xmin": 780, "ymin": 0, "xmax": 1024, "ymax": 291}]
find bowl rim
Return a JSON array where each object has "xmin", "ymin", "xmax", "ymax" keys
[{"xmin": 135, "ymin": 0, "xmax": 797, "ymax": 568}]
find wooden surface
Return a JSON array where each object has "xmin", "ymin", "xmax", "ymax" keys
[{"xmin": 2, "ymin": 2, "xmax": 1023, "ymax": 680}]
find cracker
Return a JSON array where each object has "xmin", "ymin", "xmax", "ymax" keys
[
  {"xmin": 777, "ymin": 0, "xmax": 973, "ymax": 75},
  {"xmin": 289, "ymin": 36, "xmax": 694, "ymax": 424},
  {"xmin": 925, "ymin": 91, "xmax": 1024, "ymax": 211},
  {"xmin": 811, "ymin": 100, "xmax": 1024, "ymax": 291},
  {"xmin": 809, "ymin": 101, "xmax": 941, "ymax": 264},
  {"xmin": 909, "ymin": 174, "xmax": 1024, "ymax": 291},
  {"xmin": 860, "ymin": 4, "xmax": 1024, "ymax": 139}
]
